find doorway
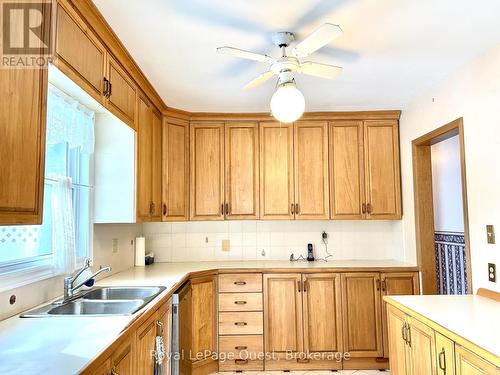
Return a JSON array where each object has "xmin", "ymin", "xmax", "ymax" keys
[{"xmin": 412, "ymin": 118, "xmax": 472, "ymax": 295}]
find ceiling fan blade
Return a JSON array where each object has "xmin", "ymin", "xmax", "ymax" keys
[
  {"xmin": 300, "ymin": 61, "xmax": 343, "ymax": 79},
  {"xmin": 244, "ymin": 71, "xmax": 275, "ymax": 89},
  {"xmin": 216, "ymin": 46, "xmax": 274, "ymax": 63},
  {"xmin": 292, "ymin": 23, "xmax": 343, "ymax": 57}
]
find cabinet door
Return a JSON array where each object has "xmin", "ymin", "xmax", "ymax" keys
[
  {"xmin": 386, "ymin": 305, "xmax": 410, "ymax": 375},
  {"xmin": 136, "ymin": 95, "xmax": 153, "ymax": 222},
  {"xmin": 162, "ymin": 118, "xmax": 189, "ymax": 221},
  {"xmin": 190, "ymin": 123, "xmax": 224, "ymax": 220},
  {"xmin": 381, "ymin": 272, "xmax": 420, "ymax": 357},
  {"xmin": 55, "ymin": 3, "xmax": 105, "ymax": 102},
  {"xmin": 294, "ymin": 121, "xmax": 330, "ymax": 219},
  {"xmin": 106, "ymin": 55, "xmax": 137, "ymax": 128},
  {"xmin": 158, "ymin": 300, "xmax": 173, "ymax": 375},
  {"xmin": 191, "ymin": 275, "xmax": 217, "ymax": 361},
  {"xmin": 435, "ymin": 332, "xmax": 455, "ymax": 375},
  {"xmin": 263, "ymin": 273, "xmax": 303, "ymax": 357},
  {"xmin": 341, "ymin": 273, "xmax": 383, "ymax": 357},
  {"xmin": 111, "ymin": 336, "xmax": 135, "ymax": 375},
  {"xmin": 259, "ymin": 122, "xmax": 294, "ymax": 219},
  {"xmin": 408, "ymin": 317, "xmax": 437, "ymax": 375},
  {"xmin": 0, "ymin": 51, "xmax": 48, "ymax": 224},
  {"xmin": 302, "ymin": 273, "xmax": 342, "ymax": 355},
  {"xmin": 329, "ymin": 121, "xmax": 365, "ymax": 219},
  {"xmin": 136, "ymin": 315, "xmax": 157, "ymax": 375},
  {"xmin": 225, "ymin": 122, "xmax": 259, "ymax": 219},
  {"xmin": 363, "ymin": 120, "xmax": 401, "ymax": 219},
  {"xmin": 151, "ymin": 109, "xmax": 163, "ymax": 221},
  {"xmin": 455, "ymin": 346, "xmax": 499, "ymax": 375}
]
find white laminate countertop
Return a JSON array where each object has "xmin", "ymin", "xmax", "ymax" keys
[
  {"xmin": 386, "ymin": 294, "xmax": 500, "ymax": 359},
  {"xmin": 0, "ymin": 260, "xmax": 415, "ymax": 375}
]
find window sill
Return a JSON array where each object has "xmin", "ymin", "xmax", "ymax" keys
[{"xmin": 0, "ymin": 262, "xmax": 58, "ymax": 293}]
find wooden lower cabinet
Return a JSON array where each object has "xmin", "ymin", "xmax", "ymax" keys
[
  {"xmin": 341, "ymin": 272, "xmax": 385, "ymax": 369},
  {"xmin": 111, "ymin": 336, "xmax": 136, "ymax": 375},
  {"xmin": 455, "ymin": 346, "xmax": 499, "ymax": 375},
  {"xmin": 179, "ymin": 275, "xmax": 218, "ymax": 375},
  {"xmin": 386, "ymin": 303, "xmax": 499, "ymax": 375}
]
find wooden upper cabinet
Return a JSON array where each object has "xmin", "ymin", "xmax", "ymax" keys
[
  {"xmin": 329, "ymin": 121, "xmax": 365, "ymax": 219},
  {"xmin": 341, "ymin": 272, "xmax": 383, "ymax": 357},
  {"xmin": 55, "ymin": 3, "xmax": 105, "ymax": 102},
  {"xmin": 364, "ymin": 120, "xmax": 401, "ymax": 219},
  {"xmin": 136, "ymin": 96, "xmax": 153, "ymax": 222},
  {"xmin": 302, "ymin": 273, "xmax": 342, "ymax": 354},
  {"xmin": 381, "ymin": 272, "xmax": 419, "ymax": 357},
  {"xmin": 190, "ymin": 123, "xmax": 224, "ymax": 220},
  {"xmin": 0, "ymin": 55, "xmax": 48, "ymax": 225},
  {"xmin": 225, "ymin": 122, "xmax": 259, "ymax": 219},
  {"xmin": 259, "ymin": 122, "xmax": 294, "ymax": 219},
  {"xmin": 294, "ymin": 121, "xmax": 329, "ymax": 219},
  {"xmin": 136, "ymin": 96, "xmax": 161, "ymax": 222},
  {"xmin": 106, "ymin": 55, "xmax": 137, "ymax": 128},
  {"xmin": 263, "ymin": 273, "xmax": 303, "ymax": 357},
  {"xmin": 151, "ymin": 109, "xmax": 162, "ymax": 221},
  {"xmin": 162, "ymin": 118, "xmax": 189, "ymax": 221}
]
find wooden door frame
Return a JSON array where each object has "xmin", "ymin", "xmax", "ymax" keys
[{"xmin": 412, "ymin": 117, "xmax": 472, "ymax": 294}]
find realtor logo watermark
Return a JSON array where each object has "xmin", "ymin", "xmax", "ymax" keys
[{"xmin": 1, "ymin": 0, "xmax": 52, "ymax": 68}]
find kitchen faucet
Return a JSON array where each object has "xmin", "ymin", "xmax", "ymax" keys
[{"xmin": 58, "ymin": 258, "xmax": 111, "ymax": 303}]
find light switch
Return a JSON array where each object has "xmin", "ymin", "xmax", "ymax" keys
[
  {"xmin": 222, "ymin": 239, "xmax": 230, "ymax": 251},
  {"xmin": 486, "ymin": 225, "xmax": 495, "ymax": 244}
]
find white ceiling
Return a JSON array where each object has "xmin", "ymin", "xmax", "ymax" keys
[{"xmin": 93, "ymin": 0, "xmax": 500, "ymax": 112}]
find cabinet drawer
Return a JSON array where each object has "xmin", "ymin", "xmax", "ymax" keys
[
  {"xmin": 219, "ymin": 358, "xmax": 264, "ymax": 371},
  {"xmin": 219, "ymin": 312, "xmax": 263, "ymax": 335},
  {"xmin": 219, "ymin": 273, "xmax": 262, "ymax": 293},
  {"xmin": 219, "ymin": 335, "xmax": 263, "ymax": 354},
  {"xmin": 219, "ymin": 293, "xmax": 263, "ymax": 311}
]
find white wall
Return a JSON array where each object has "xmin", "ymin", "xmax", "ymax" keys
[
  {"xmin": 0, "ymin": 223, "xmax": 140, "ymax": 320},
  {"xmin": 400, "ymin": 44, "xmax": 500, "ymax": 292},
  {"xmin": 431, "ymin": 135, "xmax": 464, "ymax": 232},
  {"xmin": 143, "ymin": 220, "xmax": 403, "ymax": 262}
]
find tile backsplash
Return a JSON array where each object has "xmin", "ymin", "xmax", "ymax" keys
[{"xmin": 142, "ymin": 220, "xmax": 404, "ymax": 262}]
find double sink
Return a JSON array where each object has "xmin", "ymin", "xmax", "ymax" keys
[{"xmin": 21, "ymin": 286, "xmax": 166, "ymax": 317}]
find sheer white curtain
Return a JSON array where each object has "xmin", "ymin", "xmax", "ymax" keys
[{"xmin": 46, "ymin": 84, "xmax": 95, "ymax": 275}]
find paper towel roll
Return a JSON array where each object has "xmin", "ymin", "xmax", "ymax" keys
[{"xmin": 135, "ymin": 237, "xmax": 146, "ymax": 267}]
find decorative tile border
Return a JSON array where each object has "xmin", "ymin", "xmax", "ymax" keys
[{"xmin": 435, "ymin": 231, "xmax": 467, "ymax": 295}]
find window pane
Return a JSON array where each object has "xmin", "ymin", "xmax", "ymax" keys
[
  {"xmin": 74, "ymin": 185, "xmax": 91, "ymax": 260},
  {"xmin": 0, "ymin": 184, "xmax": 53, "ymax": 265}
]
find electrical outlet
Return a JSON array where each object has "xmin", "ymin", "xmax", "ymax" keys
[
  {"xmin": 112, "ymin": 238, "xmax": 119, "ymax": 253},
  {"xmin": 488, "ymin": 263, "xmax": 496, "ymax": 282},
  {"xmin": 222, "ymin": 239, "xmax": 230, "ymax": 251}
]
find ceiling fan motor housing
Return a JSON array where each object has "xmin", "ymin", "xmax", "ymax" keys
[{"xmin": 271, "ymin": 31, "xmax": 295, "ymax": 48}]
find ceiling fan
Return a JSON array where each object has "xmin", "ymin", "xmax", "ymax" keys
[{"xmin": 216, "ymin": 23, "xmax": 343, "ymax": 123}]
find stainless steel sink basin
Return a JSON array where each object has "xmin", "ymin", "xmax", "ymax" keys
[
  {"xmin": 20, "ymin": 285, "xmax": 166, "ymax": 317},
  {"xmin": 82, "ymin": 286, "xmax": 164, "ymax": 301},
  {"xmin": 48, "ymin": 300, "xmax": 143, "ymax": 316}
]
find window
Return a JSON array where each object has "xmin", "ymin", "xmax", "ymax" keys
[{"xmin": 0, "ymin": 85, "xmax": 94, "ymax": 290}]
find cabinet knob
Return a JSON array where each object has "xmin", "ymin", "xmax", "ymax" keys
[
  {"xmin": 367, "ymin": 203, "xmax": 373, "ymax": 214},
  {"xmin": 162, "ymin": 204, "xmax": 167, "ymax": 216},
  {"xmin": 438, "ymin": 348, "xmax": 446, "ymax": 372},
  {"xmin": 291, "ymin": 203, "xmax": 295, "ymax": 215},
  {"xmin": 362, "ymin": 203, "xmax": 367, "ymax": 214}
]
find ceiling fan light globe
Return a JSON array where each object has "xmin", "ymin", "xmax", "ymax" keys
[{"xmin": 270, "ymin": 83, "xmax": 305, "ymax": 123}]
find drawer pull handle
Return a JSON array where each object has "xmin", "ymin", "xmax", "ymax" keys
[
  {"xmin": 234, "ymin": 301, "xmax": 247, "ymax": 305},
  {"xmin": 234, "ymin": 281, "xmax": 246, "ymax": 285},
  {"xmin": 438, "ymin": 348, "xmax": 446, "ymax": 372},
  {"xmin": 234, "ymin": 346, "xmax": 248, "ymax": 350},
  {"xmin": 234, "ymin": 322, "xmax": 247, "ymax": 326},
  {"xmin": 296, "ymin": 358, "xmax": 310, "ymax": 363},
  {"xmin": 235, "ymin": 359, "xmax": 248, "ymax": 365}
]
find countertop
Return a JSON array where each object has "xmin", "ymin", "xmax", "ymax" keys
[
  {"xmin": 385, "ymin": 294, "xmax": 500, "ymax": 363},
  {"xmin": 0, "ymin": 259, "xmax": 416, "ymax": 375}
]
